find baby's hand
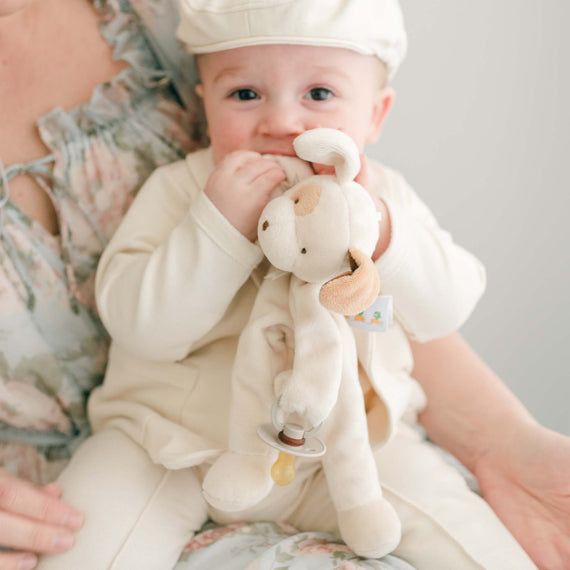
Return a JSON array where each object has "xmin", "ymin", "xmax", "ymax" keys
[{"xmin": 205, "ymin": 151, "xmax": 286, "ymax": 242}]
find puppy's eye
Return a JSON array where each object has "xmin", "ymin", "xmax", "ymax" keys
[{"xmin": 301, "ymin": 248, "xmax": 307, "ymax": 254}]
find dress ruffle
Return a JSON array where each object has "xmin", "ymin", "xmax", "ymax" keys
[{"xmin": 39, "ymin": 0, "xmax": 174, "ymax": 147}]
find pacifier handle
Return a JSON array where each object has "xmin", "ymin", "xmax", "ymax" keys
[
  {"xmin": 271, "ymin": 398, "xmax": 322, "ymax": 439},
  {"xmin": 258, "ymin": 399, "xmax": 327, "ymax": 486}
]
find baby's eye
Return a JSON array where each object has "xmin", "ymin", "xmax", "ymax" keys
[
  {"xmin": 306, "ymin": 87, "xmax": 333, "ymax": 101},
  {"xmin": 230, "ymin": 88, "xmax": 260, "ymax": 101}
]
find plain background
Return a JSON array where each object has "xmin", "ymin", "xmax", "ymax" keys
[{"xmin": 368, "ymin": 1, "xmax": 569, "ymax": 435}]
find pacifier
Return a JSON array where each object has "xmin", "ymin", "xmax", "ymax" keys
[{"xmin": 257, "ymin": 399, "xmax": 326, "ymax": 486}]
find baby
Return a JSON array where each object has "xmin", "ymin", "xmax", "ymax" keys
[{"xmin": 37, "ymin": 1, "xmax": 537, "ymax": 569}]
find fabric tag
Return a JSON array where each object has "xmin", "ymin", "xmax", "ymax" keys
[{"xmin": 345, "ymin": 295, "xmax": 393, "ymax": 332}]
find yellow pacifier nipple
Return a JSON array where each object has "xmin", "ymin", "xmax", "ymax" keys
[
  {"xmin": 270, "ymin": 423, "xmax": 305, "ymax": 486},
  {"xmin": 258, "ymin": 401, "xmax": 326, "ymax": 487},
  {"xmin": 271, "ymin": 451, "xmax": 296, "ymax": 486}
]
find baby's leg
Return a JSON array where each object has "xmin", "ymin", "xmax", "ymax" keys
[
  {"xmin": 37, "ymin": 429, "xmax": 208, "ymax": 570},
  {"xmin": 372, "ymin": 422, "xmax": 536, "ymax": 569},
  {"xmin": 289, "ymin": 421, "xmax": 537, "ymax": 569}
]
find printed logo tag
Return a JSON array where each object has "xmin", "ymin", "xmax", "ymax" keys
[{"xmin": 345, "ymin": 295, "xmax": 393, "ymax": 332}]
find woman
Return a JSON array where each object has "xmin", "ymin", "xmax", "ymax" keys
[
  {"xmin": 0, "ymin": 1, "xmax": 568, "ymax": 569},
  {"xmin": 0, "ymin": 1, "xmax": 197, "ymax": 567}
]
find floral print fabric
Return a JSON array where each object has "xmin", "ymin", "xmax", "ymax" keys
[
  {"xmin": 178, "ymin": 521, "xmax": 416, "ymax": 570},
  {"xmin": 0, "ymin": 0, "xmax": 196, "ymax": 484}
]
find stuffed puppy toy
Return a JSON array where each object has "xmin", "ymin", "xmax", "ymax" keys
[{"xmin": 202, "ymin": 128, "xmax": 401, "ymax": 558}]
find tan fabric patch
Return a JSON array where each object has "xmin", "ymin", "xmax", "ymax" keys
[{"xmin": 290, "ymin": 184, "xmax": 321, "ymax": 216}]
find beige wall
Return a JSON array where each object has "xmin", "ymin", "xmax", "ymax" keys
[{"xmin": 369, "ymin": 1, "xmax": 570, "ymax": 435}]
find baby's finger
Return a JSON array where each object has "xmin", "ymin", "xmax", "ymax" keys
[
  {"xmin": 251, "ymin": 166, "xmax": 287, "ymax": 198},
  {"xmin": 0, "ymin": 551, "xmax": 38, "ymax": 570},
  {"xmin": 0, "ymin": 472, "xmax": 83, "ymax": 530},
  {"xmin": 238, "ymin": 157, "xmax": 285, "ymax": 185},
  {"xmin": 253, "ymin": 159, "xmax": 286, "ymax": 182},
  {"xmin": 0, "ymin": 510, "xmax": 75, "ymax": 554},
  {"xmin": 311, "ymin": 163, "xmax": 335, "ymax": 176},
  {"xmin": 220, "ymin": 150, "xmax": 262, "ymax": 171},
  {"xmin": 354, "ymin": 153, "xmax": 369, "ymax": 188}
]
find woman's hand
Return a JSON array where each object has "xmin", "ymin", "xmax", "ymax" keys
[
  {"xmin": 205, "ymin": 151, "xmax": 286, "ymax": 242},
  {"xmin": 474, "ymin": 422, "xmax": 570, "ymax": 570},
  {"xmin": 411, "ymin": 334, "xmax": 570, "ymax": 570},
  {"xmin": 0, "ymin": 469, "xmax": 84, "ymax": 569}
]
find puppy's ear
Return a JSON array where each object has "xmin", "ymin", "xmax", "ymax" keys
[{"xmin": 319, "ymin": 248, "xmax": 380, "ymax": 315}]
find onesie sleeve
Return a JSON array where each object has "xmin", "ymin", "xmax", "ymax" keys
[
  {"xmin": 95, "ymin": 154, "xmax": 264, "ymax": 362},
  {"xmin": 371, "ymin": 163, "xmax": 486, "ymax": 341}
]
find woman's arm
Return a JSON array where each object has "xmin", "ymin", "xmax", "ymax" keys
[
  {"xmin": 410, "ymin": 332, "xmax": 535, "ymax": 472},
  {"xmin": 364, "ymin": 159, "xmax": 487, "ymax": 342},
  {"xmin": 410, "ymin": 333, "xmax": 570, "ymax": 570}
]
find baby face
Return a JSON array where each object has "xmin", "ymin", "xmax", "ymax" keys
[
  {"xmin": 196, "ymin": 44, "xmax": 392, "ymax": 164},
  {"xmin": 0, "ymin": 0, "xmax": 34, "ymax": 17}
]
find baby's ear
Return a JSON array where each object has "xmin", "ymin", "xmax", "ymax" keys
[
  {"xmin": 319, "ymin": 248, "xmax": 380, "ymax": 315},
  {"xmin": 366, "ymin": 86, "xmax": 394, "ymax": 144}
]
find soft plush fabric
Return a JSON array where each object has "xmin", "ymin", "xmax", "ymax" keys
[
  {"xmin": 78, "ymin": 142, "xmax": 487, "ymax": 567},
  {"xmin": 202, "ymin": 129, "xmax": 401, "ymax": 557},
  {"xmin": 90, "ymin": 144, "xmax": 486, "ymax": 467}
]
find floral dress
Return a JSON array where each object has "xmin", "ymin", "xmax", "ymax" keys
[{"xmin": 0, "ymin": 0, "xmax": 197, "ymax": 485}]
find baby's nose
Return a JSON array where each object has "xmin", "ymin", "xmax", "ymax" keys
[{"xmin": 259, "ymin": 103, "xmax": 304, "ymax": 138}]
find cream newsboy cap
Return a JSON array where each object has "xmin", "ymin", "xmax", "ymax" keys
[{"xmin": 177, "ymin": 0, "xmax": 407, "ymax": 78}]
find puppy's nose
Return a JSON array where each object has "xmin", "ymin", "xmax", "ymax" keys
[{"xmin": 262, "ymin": 220, "xmax": 269, "ymax": 231}]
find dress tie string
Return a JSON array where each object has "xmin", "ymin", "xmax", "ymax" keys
[{"xmin": 0, "ymin": 154, "xmax": 107, "ymax": 309}]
